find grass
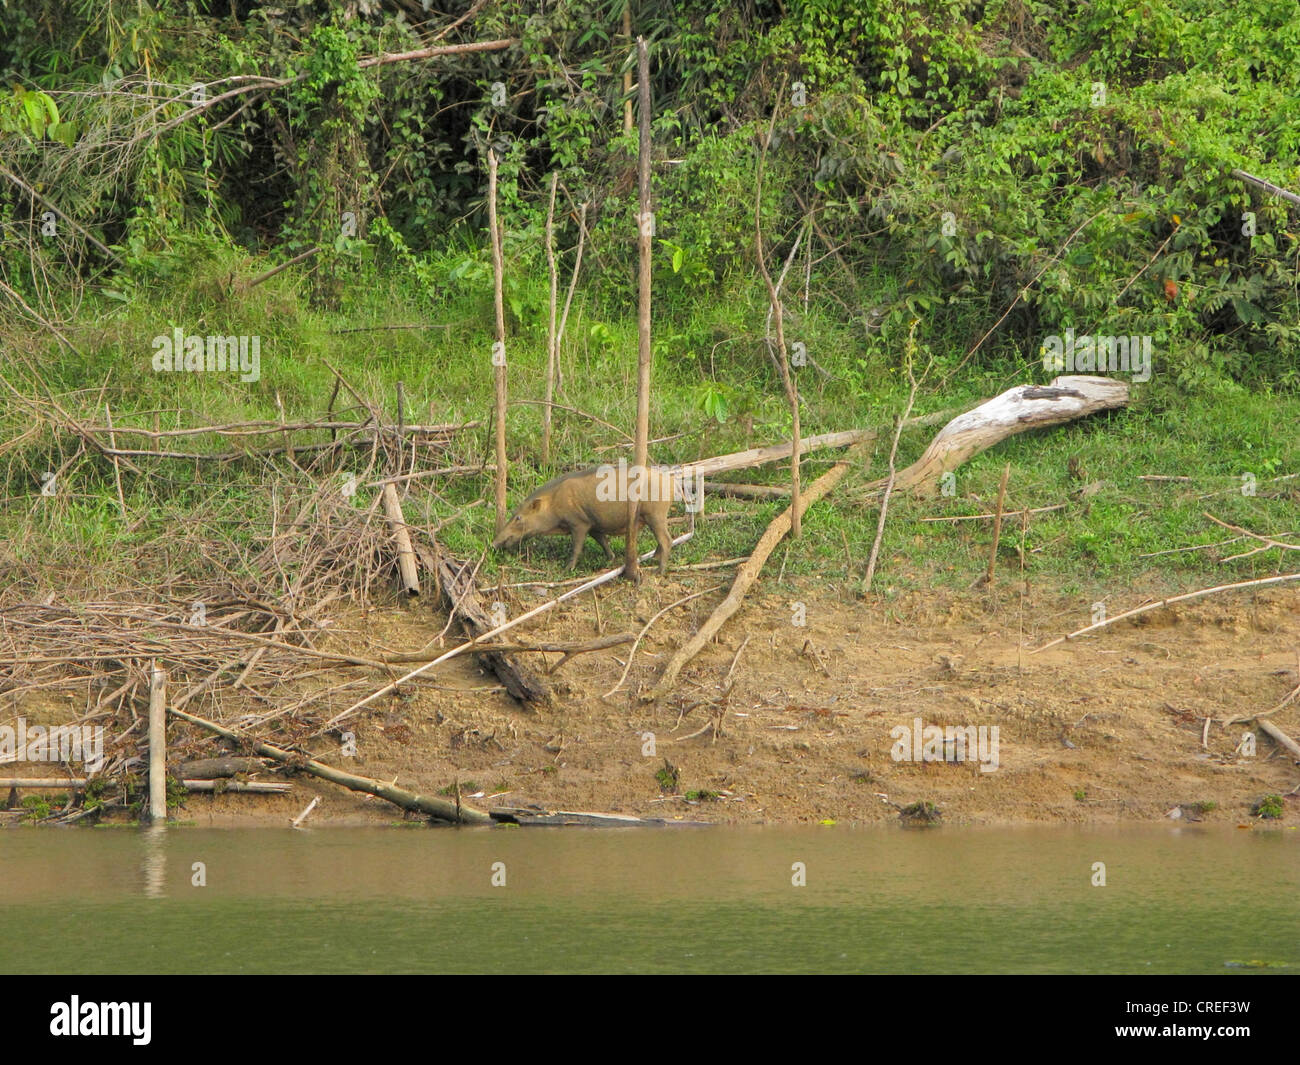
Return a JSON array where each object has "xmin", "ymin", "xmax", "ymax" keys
[{"xmin": 2, "ymin": 239, "xmax": 1297, "ymax": 606}]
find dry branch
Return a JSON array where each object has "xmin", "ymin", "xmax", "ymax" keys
[
  {"xmin": 169, "ymin": 706, "xmax": 492, "ymax": 824},
  {"xmin": 626, "ymin": 37, "xmax": 654, "ymax": 582},
  {"xmin": 645, "ymin": 438, "xmax": 872, "ymax": 700},
  {"xmin": 422, "ymin": 544, "xmax": 551, "ymax": 707},
  {"xmin": 488, "ymin": 149, "xmax": 509, "ymax": 535},
  {"xmin": 1032, "ymin": 573, "xmax": 1300, "ymax": 654},
  {"xmin": 1256, "ymin": 719, "xmax": 1300, "ymax": 761}
]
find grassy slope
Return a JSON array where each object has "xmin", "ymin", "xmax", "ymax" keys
[{"xmin": 1, "ymin": 236, "xmax": 1295, "ymax": 609}]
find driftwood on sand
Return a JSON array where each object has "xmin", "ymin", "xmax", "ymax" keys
[{"xmin": 169, "ymin": 705, "xmax": 495, "ymax": 824}]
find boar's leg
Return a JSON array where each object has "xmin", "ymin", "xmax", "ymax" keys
[
  {"xmin": 567, "ymin": 521, "xmax": 592, "ymax": 569},
  {"xmin": 645, "ymin": 509, "xmax": 671, "ymax": 575},
  {"xmin": 592, "ymin": 530, "xmax": 615, "ymax": 561}
]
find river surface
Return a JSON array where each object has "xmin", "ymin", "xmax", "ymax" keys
[{"xmin": 1, "ymin": 825, "xmax": 1295, "ymax": 974}]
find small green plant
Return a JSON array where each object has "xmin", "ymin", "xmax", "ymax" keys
[
  {"xmin": 20, "ymin": 794, "xmax": 51, "ymax": 822},
  {"xmin": 1074, "ymin": 788, "xmax": 1087, "ymax": 802},
  {"xmin": 655, "ymin": 759, "xmax": 679, "ymax": 793},
  {"xmin": 900, "ymin": 800, "xmax": 941, "ymax": 824},
  {"xmin": 437, "ymin": 781, "xmax": 479, "ymax": 796},
  {"xmin": 83, "ymin": 777, "xmax": 111, "ymax": 812},
  {"xmin": 1252, "ymin": 795, "xmax": 1284, "ymax": 820},
  {"xmin": 1190, "ymin": 800, "xmax": 1218, "ymax": 814},
  {"xmin": 684, "ymin": 789, "xmax": 719, "ymax": 802}
]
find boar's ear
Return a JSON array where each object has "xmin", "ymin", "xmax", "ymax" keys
[{"xmin": 525, "ymin": 498, "xmax": 542, "ymax": 511}]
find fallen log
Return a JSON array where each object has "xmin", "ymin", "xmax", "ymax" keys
[
  {"xmin": 169, "ymin": 706, "xmax": 493, "ymax": 824},
  {"xmin": 174, "ymin": 756, "xmax": 268, "ymax": 780},
  {"xmin": 682, "ymin": 429, "xmax": 874, "ymax": 479},
  {"xmin": 704, "ymin": 482, "xmax": 792, "ymax": 500},
  {"xmin": 1257, "ymin": 719, "xmax": 1300, "ymax": 762},
  {"xmin": 0, "ymin": 776, "xmax": 290, "ymax": 794},
  {"xmin": 490, "ymin": 806, "xmax": 709, "ymax": 827},
  {"xmin": 870, "ymin": 375, "xmax": 1129, "ymax": 498},
  {"xmin": 181, "ymin": 780, "xmax": 290, "ymax": 794},
  {"xmin": 645, "ymin": 437, "xmax": 874, "ymax": 701},
  {"xmin": 419, "ymin": 543, "xmax": 552, "ymax": 707}
]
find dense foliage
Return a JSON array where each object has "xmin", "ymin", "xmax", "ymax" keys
[{"xmin": 2, "ymin": 0, "xmax": 1298, "ymax": 392}]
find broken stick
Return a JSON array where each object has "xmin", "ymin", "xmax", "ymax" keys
[
  {"xmin": 380, "ymin": 483, "xmax": 421, "ymax": 596},
  {"xmin": 169, "ymin": 706, "xmax": 493, "ymax": 824},
  {"xmin": 644, "ymin": 438, "xmax": 873, "ymax": 701}
]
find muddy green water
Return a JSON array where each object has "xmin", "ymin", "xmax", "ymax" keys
[{"xmin": 0, "ymin": 825, "xmax": 1295, "ymax": 974}]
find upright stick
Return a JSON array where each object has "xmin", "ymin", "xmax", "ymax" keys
[
  {"xmin": 626, "ymin": 36, "xmax": 653, "ymax": 580},
  {"xmin": 542, "ymin": 172, "xmax": 559, "ymax": 465},
  {"xmin": 488, "ymin": 149, "xmax": 509, "ymax": 534},
  {"xmin": 987, "ymin": 463, "xmax": 1011, "ymax": 584},
  {"xmin": 755, "ymin": 83, "xmax": 802, "ymax": 537},
  {"xmin": 148, "ymin": 663, "xmax": 167, "ymax": 823}
]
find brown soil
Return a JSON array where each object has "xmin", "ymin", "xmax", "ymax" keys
[{"xmin": 36, "ymin": 577, "xmax": 1293, "ymax": 829}]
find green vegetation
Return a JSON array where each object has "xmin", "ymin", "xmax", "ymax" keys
[
  {"xmin": 899, "ymin": 800, "xmax": 942, "ymax": 823},
  {"xmin": 1252, "ymin": 794, "xmax": 1284, "ymax": 819},
  {"xmin": 1, "ymin": 1, "xmax": 1296, "ymax": 601},
  {"xmin": 684, "ymin": 788, "xmax": 720, "ymax": 801}
]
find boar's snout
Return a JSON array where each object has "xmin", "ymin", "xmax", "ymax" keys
[{"xmin": 493, "ymin": 518, "xmax": 522, "ymax": 551}]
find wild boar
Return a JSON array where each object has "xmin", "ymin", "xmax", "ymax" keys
[{"xmin": 492, "ymin": 465, "xmax": 676, "ymax": 573}]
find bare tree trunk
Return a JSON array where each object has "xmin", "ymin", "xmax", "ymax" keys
[
  {"xmin": 625, "ymin": 37, "xmax": 653, "ymax": 581},
  {"xmin": 489, "ymin": 149, "xmax": 509, "ymax": 534},
  {"xmin": 755, "ymin": 89, "xmax": 802, "ymax": 537},
  {"xmin": 542, "ymin": 172, "xmax": 559, "ymax": 466}
]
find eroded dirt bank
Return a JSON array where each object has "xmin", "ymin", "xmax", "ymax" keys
[{"xmin": 72, "ymin": 579, "xmax": 1298, "ymax": 828}]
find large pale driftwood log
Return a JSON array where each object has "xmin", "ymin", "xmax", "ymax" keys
[
  {"xmin": 874, "ymin": 375, "xmax": 1129, "ymax": 497},
  {"xmin": 645, "ymin": 438, "xmax": 873, "ymax": 701},
  {"xmin": 380, "ymin": 483, "xmax": 421, "ymax": 596},
  {"xmin": 863, "ymin": 376, "xmax": 1127, "ymax": 497},
  {"xmin": 168, "ymin": 706, "xmax": 493, "ymax": 824}
]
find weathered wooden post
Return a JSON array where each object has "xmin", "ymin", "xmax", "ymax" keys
[{"xmin": 148, "ymin": 662, "xmax": 167, "ymax": 823}]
